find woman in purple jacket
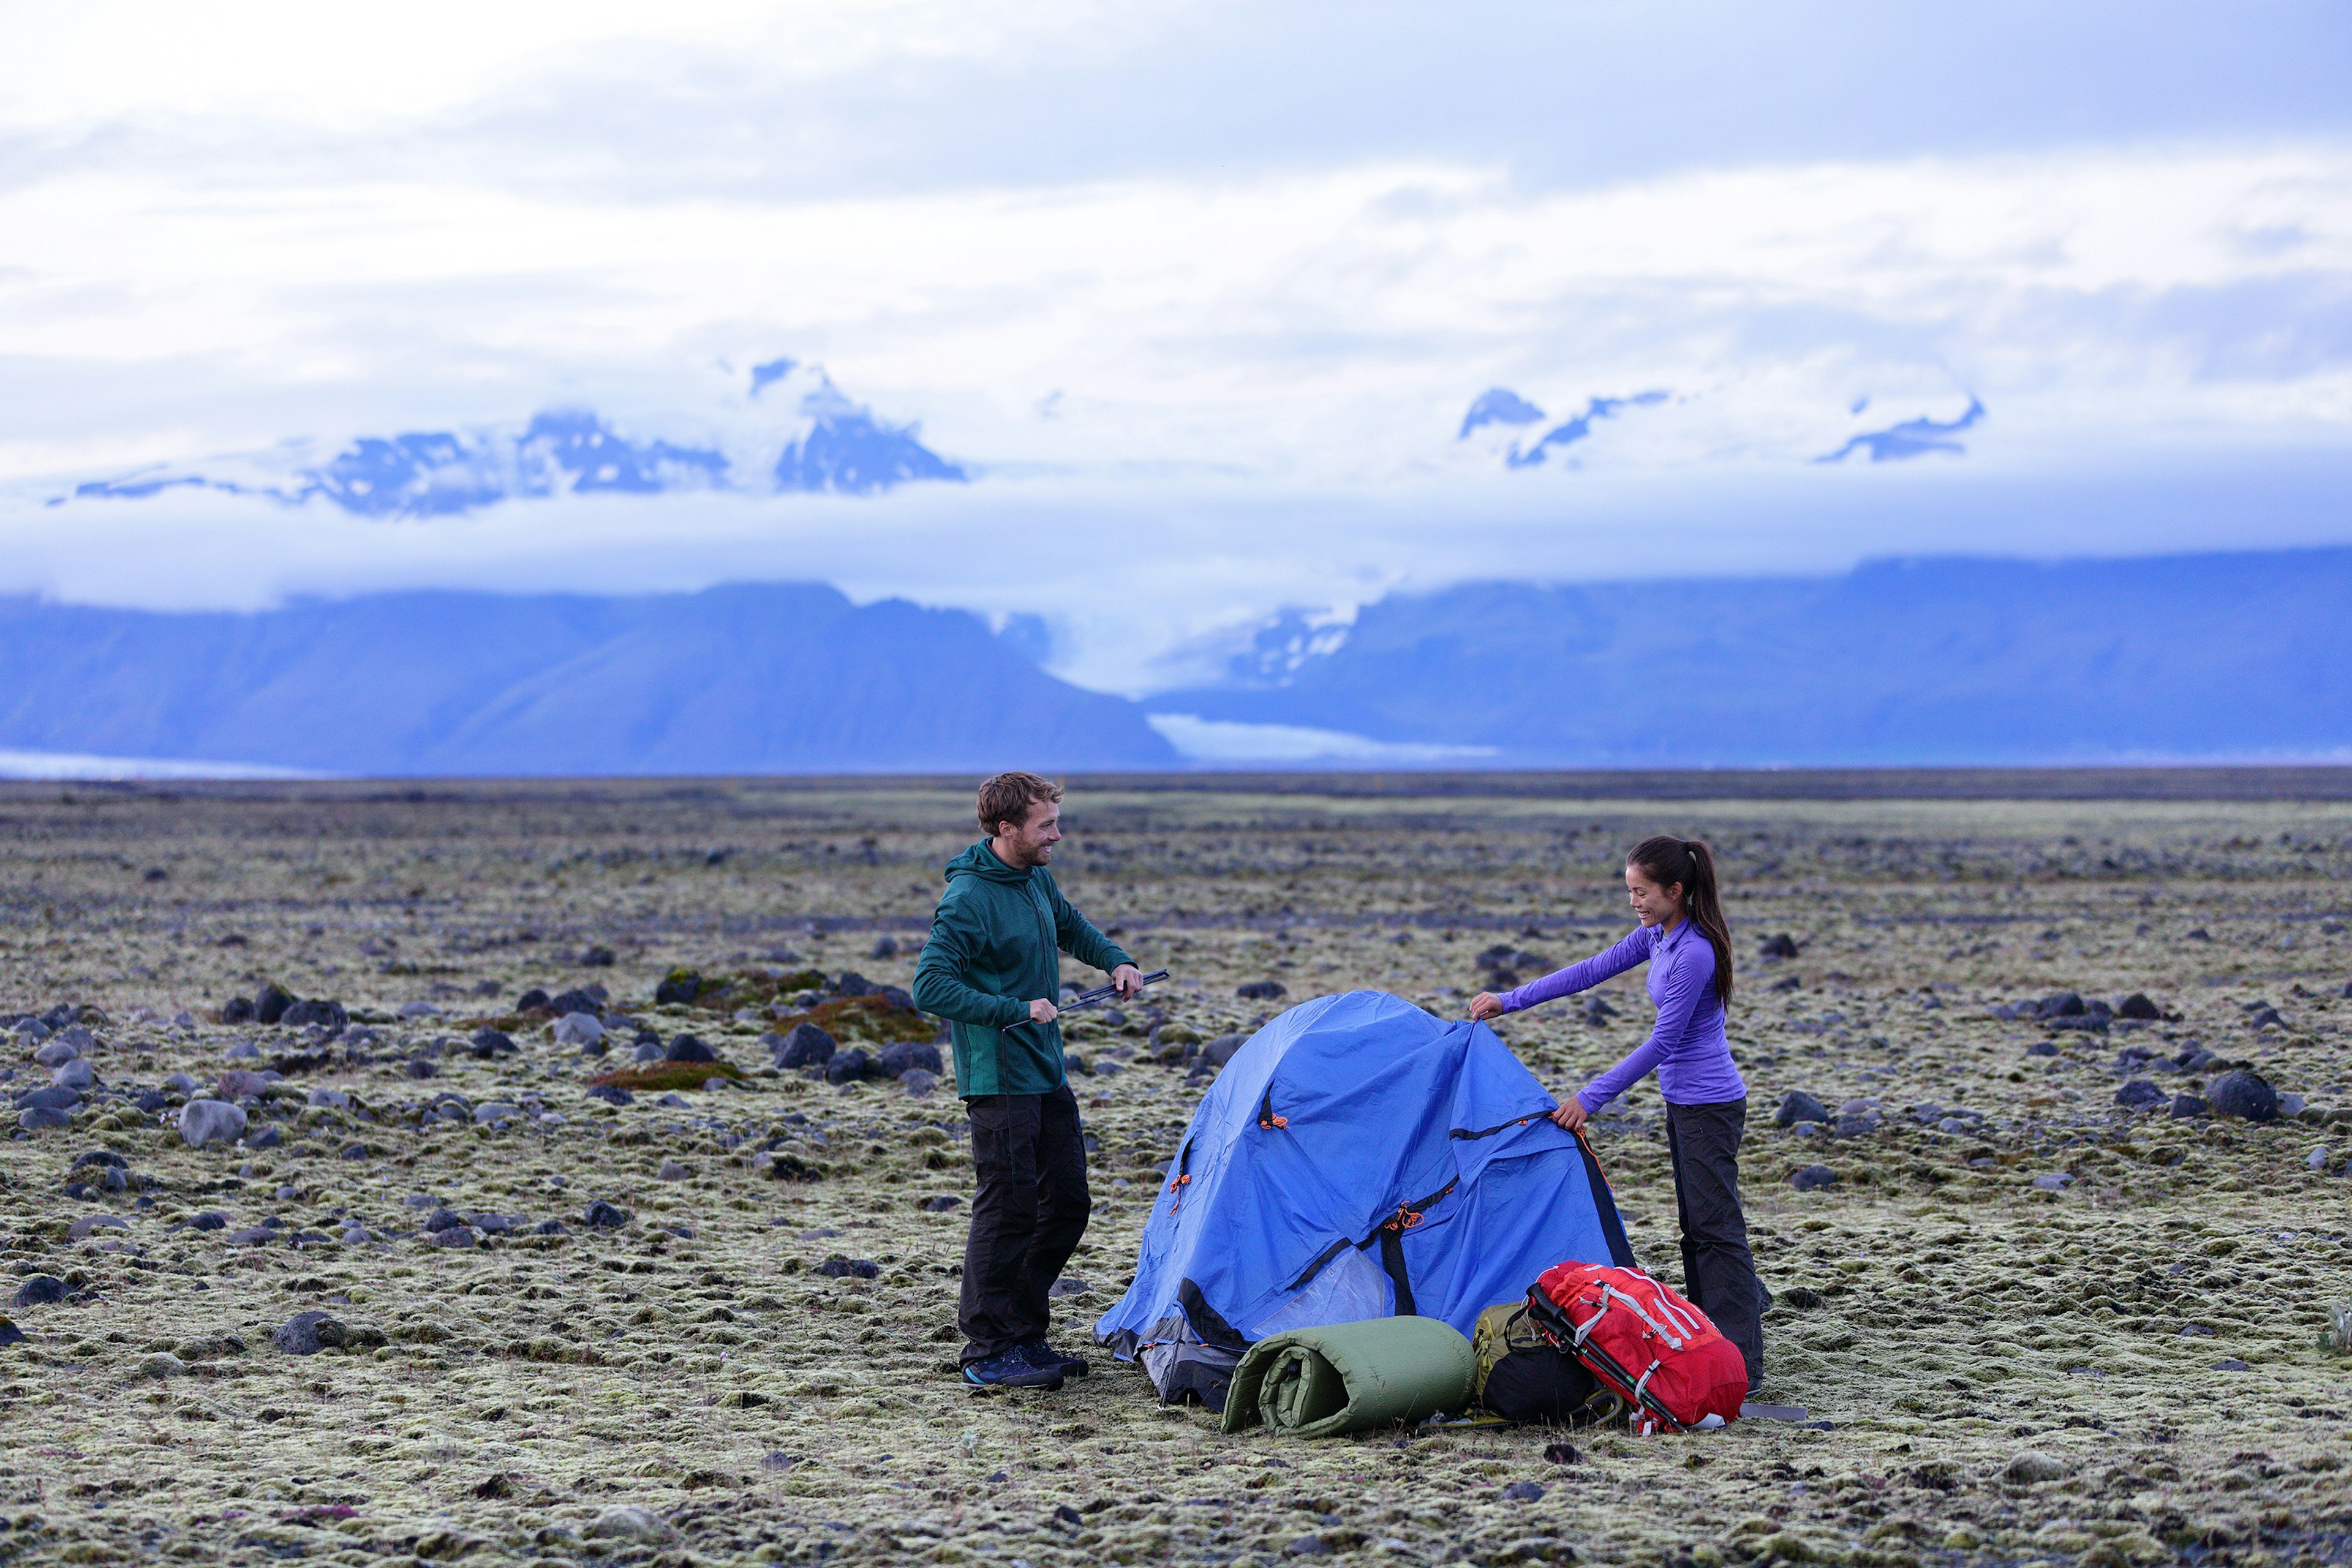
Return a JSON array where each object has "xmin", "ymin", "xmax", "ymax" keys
[{"xmin": 1469, "ymin": 835, "xmax": 1765, "ymax": 1392}]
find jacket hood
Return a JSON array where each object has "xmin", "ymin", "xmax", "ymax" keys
[{"xmin": 944, "ymin": 839, "xmax": 1035, "ymax": 886}]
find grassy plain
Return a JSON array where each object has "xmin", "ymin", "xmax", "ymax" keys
[{"xmin": 2, "ymin": 774, "xmax": 2350, "ymax": 1568}]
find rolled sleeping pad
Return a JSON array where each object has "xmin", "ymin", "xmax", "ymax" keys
[{"xmin": 1220, "ymin": 1317, "xmax": 1476, "ymax": 1439}]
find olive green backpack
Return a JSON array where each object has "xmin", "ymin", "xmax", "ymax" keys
[{"xmin": 1470, "ymin": 1302, "xmax": 1626, "ymax": 1428}]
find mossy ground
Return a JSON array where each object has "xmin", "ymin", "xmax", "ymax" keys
[{"xmin": 0, "ymin": 777, "xmax": 2348, "ymax": 1568}]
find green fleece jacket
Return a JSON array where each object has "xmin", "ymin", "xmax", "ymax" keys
[{"xmin": 912, "ymin": 840, "xmax": 1134, "ymax": 1098}]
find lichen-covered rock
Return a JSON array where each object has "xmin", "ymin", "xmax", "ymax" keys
[
  {"xmin": 586, "ymin": 1506, "xmax": 676, "ymax": 1544},
  {"xmin": 2005, "ymin": 1451, "xmax": 2068, "ymax": 1483}
]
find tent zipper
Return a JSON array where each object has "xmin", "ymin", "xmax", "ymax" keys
[{"xmin": 1449, "ymin": 1108, "xmax": 1552, "ymax": 1142}]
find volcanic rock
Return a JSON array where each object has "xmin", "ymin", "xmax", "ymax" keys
[
  {"xmin": 1774, "ymin": 1091, "xmax": 1830, "ymax": 1128},
  {"xmin": 253, "ymin": 982, "xmax": 295, "ymax": 1025},
  {"xmin": 280, "ymin": 998, "xmax": 347, "ymax": 1030},
  {"xmin": 272, "ymin": 1311, "xmax": 347, "ymax": 1355},
  {"xmin": 216, "ymin": 1069, "xmax": 270, "ymax": 1100},
  {"xmin": 12, "ymin": 1276, "xmax": 67, "ymax": 1307},
  {"xmin": 2207, "ymin": 1069, "xmax": 2278, "ymax": 1123},
  {"xmin": 875, "ymin": 1040, "xmax": 943, "ymax": 1077},
  {"xmin": 771, "ymin": 1023, "xmax": 835, "ymax": 1068},
  {"xmin": 664, "ymin": 1033, "xmax": 717, "ymax": 1064},
  {"xmin": 1202, "ymin": 1033, "xmax": 1248, "ymax": 1068}
]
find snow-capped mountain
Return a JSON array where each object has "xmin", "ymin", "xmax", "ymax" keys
[
  {"xmin": 1814, "ymin": 397, "xmax": 1987, "ymax": 463},
  {"xmin": 1452, "ymin": 384, "xmax": 1989, "ymax": 471},
  {"xmin": 57, "ymin": 359, "xmax": 965, "ymax": 518},
  {"xmin": 1454, "ymin": 385, "xmax": 1673, "ymax": 469}
]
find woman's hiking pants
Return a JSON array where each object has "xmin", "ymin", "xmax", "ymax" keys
[
  {"xmin": 1664, "ymin": 1097, "xmax": 1766, "ymax": 1392},
  {"xmin": 959, "ymin": 1084, "xmax": 1091, "ymax": 1365}
]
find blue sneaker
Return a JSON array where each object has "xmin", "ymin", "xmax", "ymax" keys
[
  {"xmin": 1020, "ymin": 1337, "xmax": 1091, "ymax": 1378},
  {"xmin": 961, "ymin": 1344, "xmax": 1065, "ymax": 1390}
]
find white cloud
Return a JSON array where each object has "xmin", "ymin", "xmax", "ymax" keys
[
  {"xmin": 2, "ymin": 146, "xmax": 2346, "ymax": 480},
  {"xmin": 0, "ymin": 2, "xmax": 2347, "ymax": 698}
]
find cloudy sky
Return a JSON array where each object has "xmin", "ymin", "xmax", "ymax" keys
[{"xmin": 1, "ymin": 1, "xmax": 2348, "ymax": 690}]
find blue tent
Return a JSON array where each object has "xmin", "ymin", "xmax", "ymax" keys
[{"xmin": 1095, "ymin": 991, "xmax": 1635, "ymax": 1403}]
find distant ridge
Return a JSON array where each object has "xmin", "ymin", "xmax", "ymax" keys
[
  {"xmin": 7, "ymin": 546, "xmax": 2348, "ymax": 775},
  {"xmin": 0, "ymin": 585, "xmax": 1173, "ymax": 775},
  {"xmin": 1149, "ymin": 547, "xmax": 2352, "ymax": 767}
]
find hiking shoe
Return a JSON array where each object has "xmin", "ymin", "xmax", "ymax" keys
[
  {"xmin": 1021, "ymin": 1337, "xmax": 1091, "ymax": 1378},
  {"xmin": 961, "ymin": 1344, "xmax": 1065, "ymax": 1390}
]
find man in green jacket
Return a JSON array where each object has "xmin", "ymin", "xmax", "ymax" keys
[{"xmin": 913, "ymin": 771, "xmax": 1142, "ymax": 1390}]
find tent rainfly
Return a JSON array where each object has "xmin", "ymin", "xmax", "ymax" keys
[{"xmin": 1095, "ymin": 990, "xmax": 1636, "ymax": 1410}]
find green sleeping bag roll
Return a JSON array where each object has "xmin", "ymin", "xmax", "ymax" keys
[{"xmin": 1220, "ymin": 1317, "xmax": 1476, "ymax": 1439}]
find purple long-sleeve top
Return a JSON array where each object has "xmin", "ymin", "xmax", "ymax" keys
[{"xmin": 1494, "ymin": 920, "xmax": 1744, "ymax": 1114}]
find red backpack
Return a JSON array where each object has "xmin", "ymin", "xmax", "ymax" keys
[{"xmin": 1525, "ymin": 1261, "xmax": 1748, "ymax": 1434}]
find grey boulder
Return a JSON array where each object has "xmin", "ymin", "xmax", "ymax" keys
[
  {"xmin": 552, "ymin": 1012, "xmax": 603, "ymax": 1048},
  {"xmin": 178, "ymin": 1099, "xmax": 249, "ymax": 1148}
]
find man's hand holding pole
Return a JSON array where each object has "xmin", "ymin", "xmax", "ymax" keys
[
  {"xmin": 1112, "ymin": 963, "xmax": 1143, "ymax": 1000},
  {"xmin": 1028, "ymin": 997, "xmax": 1059, "ymax": 1025}
]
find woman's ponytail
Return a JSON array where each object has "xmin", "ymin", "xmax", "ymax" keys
[{"xmin": 1627, "ymin": 835, "xmax": 1735, "ymax": 1005}]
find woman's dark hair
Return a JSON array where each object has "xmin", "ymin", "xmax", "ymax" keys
[{"xmin": 1627, "ymin": 835, "xmax": 1733, "ymax": 1004}]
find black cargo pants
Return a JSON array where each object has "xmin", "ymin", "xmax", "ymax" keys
[
  {"xmin": 959, "ymin": 1084, "xmax": 1091, "ymax": 1365},
  {"xmin": 1664, "ymin": 1098, "xmax": 1766, "ymax": 1392}
]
